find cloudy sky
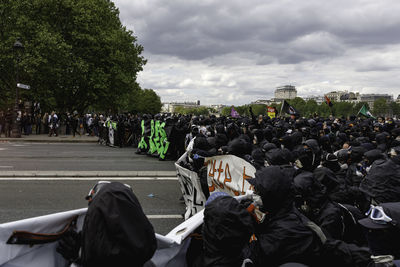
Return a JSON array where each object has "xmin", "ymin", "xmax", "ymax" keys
[{"xmin": 113, "ymin": 0, "xmax": 400, "ymax": 105}]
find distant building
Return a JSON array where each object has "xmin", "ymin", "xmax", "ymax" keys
[
  {"xmin": 161, "ymin": 100, "xmax": 201, "ymax": 113},
  {"xmin": 251, "ymin": 99, "xmax": 275, "ymax": 105},
  {"xmin": 359, "ymin": 94, "xmax": 393, "ymax": 109},
  {"xmin": 303, "ymin": 95, "xmax": 325, "ymax": 105},
  {"xmin": 274, "ymin": 85, "xmax": 297, "ymax": 101},
  {"xmin": 396, "ymin": 94, "xmax": 400, "ymax": 104},
  {"xmin": 326, "ymin": 91, "xmax": 347, "ymax": 102},
  {"xmin": 325, "ymin": 90, "xmax": 360, "ymax": 103}
]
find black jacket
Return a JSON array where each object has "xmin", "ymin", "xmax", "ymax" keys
[{"xmin": 81, "ymin": 182, "xmax": 157, "ymax": 267}]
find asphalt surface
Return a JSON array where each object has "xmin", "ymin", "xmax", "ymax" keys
[
  {"xmin": 0, "ymin": 142, "xmax": 176, "ymax": 171},
  {"xmin": 0, "ymin": 142, "xmax": 185, "ymax": 235}
]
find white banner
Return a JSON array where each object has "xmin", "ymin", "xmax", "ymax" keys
[
  {"xmin": 175, "ymin": 151, "xmax": 206, "ymax": 220},
  {"xmin": 0, "ymin": 208, "xmax": 203, "ymax": 267},
  {"xmin": 0, "ymin": 208, "xmax": 87, "ymax": 267},
  {"xmin": 108, "ymin": 124, "xmax": 114, "ymax": 146},
  {"xmin": 206, "ymin": 155, "xmax": 256, "ymax": 196}
]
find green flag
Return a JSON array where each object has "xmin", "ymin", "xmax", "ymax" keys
[{"xmin": 358, "ymin": 104, "xmax": 375, "ymax": 119}]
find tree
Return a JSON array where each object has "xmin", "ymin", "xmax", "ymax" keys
[
  {"xmin": 304, "ymin": 100, "xmax": 318, "ymax": 117},
  {"xmin": 249, "ymin": 104, "xmax": 267, "ymax": 116},
  {"xmin": 0, "ymin": 0, "xmax": 145, "ymax": 113},
  {"xmin": 389, "ymin": 102, "xmax": 400, "ymax": 117},
  {"xmin": 289, "ymin": 97, "xmax": 306, "ymax": 116},
  {"xmin": 220, "ymin": 106, "xmax": 231, "ymax": 116},
  {"xmin": 373, "ymin": 98, "xmax": 388, "ymax": 117},
  {"xmin": 123, "ymin": 89, "xmax": 161, "ymax": 114},
  {"xmin": 332, "ymin": 102, "xmax": 354, "ymax": 118}
]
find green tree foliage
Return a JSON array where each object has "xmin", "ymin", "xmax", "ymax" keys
[
  {"xmin": 220, "ymin": 106, "xmax": 231, "ymax": 116},
  {"xmin": 249, "ymin": 104, "xmax": 267, "ymax": 116},
  {"xmin": 389, "ymin": 102, "xmax": 400, "ymax": 117},
  {"xmin": 373, "ymin": 98, "xmax": 388, "ymax": 117},
  {"xmin": 0, "ymin": 0, "xmax": 145, "ymax": 113},
  {"xmin": 123, "ymin": 89, "xmax": 161, "ymax": 114},
  {"xmin": 173, "ymin": 106, "xmax": 210, "ymax": 116}
]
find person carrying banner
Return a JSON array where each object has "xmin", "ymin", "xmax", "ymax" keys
[{"xmin": 56, "ymin": 181, "xmax": 157, "ymax": 267}]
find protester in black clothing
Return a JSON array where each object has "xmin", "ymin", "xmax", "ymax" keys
[
  {"xmin": 0, "ymin": 110, "xmax": 4, "ymax": 137},
  {"xmin": 56, "ymin": 181, "xmax": 157, "ymax": 267},
  {"xmin": 71, "ymin": 111, "xmax": 81, "ymax": 137},
  {"xmin": 48, "ymin": 111, "xmax": 59, "ymax": 137}
]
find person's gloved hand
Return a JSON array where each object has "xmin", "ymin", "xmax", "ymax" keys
[{"xmin": 56, "ymin": 228, "xmax": 81, "ymax": 263}]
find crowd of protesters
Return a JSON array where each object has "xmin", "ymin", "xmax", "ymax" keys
[
  {"xmin": 167, "ymin": 108, "xmax": 400, "ymax": 267},
  {"xmin": 53, "ymin": 107, "xmax": 400, "ymax": 266},
  {"xmin": 3, "ymin": 102, "xmax": 400, "ymax": 266}
]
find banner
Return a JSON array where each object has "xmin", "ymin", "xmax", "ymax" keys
[
  {"xmin": 206, "ymin": 155, "xmax": 256, "ymax": 196},
  {"xmin": 0, "ymin": 208, "xmax": 201, "ymax": 267},
  {"xmin": 175, "ymin": 152, "xmax": 206, "ymax": 220},
  {"xmin": 0, "ymin": 208, "xmax": 87, "ymax": 267},
  {"xmin": 137, "ymin": 120, "xmax": 148, "ymax": 151},
  {"xmin": 108, "ymin": 123, "xmax": 114, "ymax": 146},
  {"xmin": 267, "ymin": 106, "xmax": 276, "ymax": 118}
]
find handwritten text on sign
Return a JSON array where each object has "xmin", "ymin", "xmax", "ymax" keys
[{"xmin": 206, "ymin": 155, "xmax": 256, "ymax": 196}]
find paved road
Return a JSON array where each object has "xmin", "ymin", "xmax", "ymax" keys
[
  {"xmin": 0, "ymin": 142, "xmax": 176, "ymax": 171},
  {"xmin": 0, "ymin": 178, "xmax": 185, "ymax": 235},
  {"xmin": 0, "ymin": 142, "xmax": 185, "ymax": 235}
]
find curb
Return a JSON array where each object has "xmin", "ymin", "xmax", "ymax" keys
[{"xmin": 0, "ymin": 171, "xmax": 177, "ymax": 178}]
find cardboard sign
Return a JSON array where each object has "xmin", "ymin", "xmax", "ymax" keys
[
  {"xmin": 175, "ymin": 152, "xmax": 206, "ymax": 220},
  {"xmin": 206, "ymin": 155, "xmax": 256, "ymax": 196},
  {"xmin": 267, "ymin": 106, "xmax": 276, "ymax": 118}
]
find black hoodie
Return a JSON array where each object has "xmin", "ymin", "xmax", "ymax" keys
[{"xmin": 81, "ymin": 182, "xmax": 157, "ymax": 267}]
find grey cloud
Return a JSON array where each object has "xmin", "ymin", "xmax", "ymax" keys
[
  {"xmin": 116, "ymin": 1, "xmax": 335, "ymax": 62},
  {"xmin": 116, "ymin": 0, "xmax": 400, "ymax": 65}
]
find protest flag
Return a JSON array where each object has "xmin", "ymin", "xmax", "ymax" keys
[
  {"xmin": 357, "ymin": 104, "xmax": 375, "ymax": 119},
  {"xmin": 324, "ymin": 95, "xmax": 333, "ymax": 107},
  {"xmin": 267, "ymin": 106, "xmax": 276, "ymax": 118},
  {"xmin": 280, "ymin": 100, "xmax": 299, "ymax": 116},
  {"xmin": 230, "ymin": 106, "xmax": 240, "ymax": 118}
]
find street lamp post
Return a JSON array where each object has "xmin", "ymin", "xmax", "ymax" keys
[{"xmin": 11, "ymin": 38, "xmax": 24, "ymax": 138}]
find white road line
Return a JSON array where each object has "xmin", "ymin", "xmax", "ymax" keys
[
  {"xmin": 0, "ymin": 166, "xmax": 13, "ymax": 168},
  {"xmin": 0, "ymin": 148, "xmax": 7, "ymax": 150},
  {"xmin": 0, "ymin": 177, "xmax": 178, "ymax": 181},
  {"xmin": 147, "ymin": 215, "xmax": 183, "ymax": 219}
]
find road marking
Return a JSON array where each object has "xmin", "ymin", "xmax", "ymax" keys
[
  {"xmin": 12, "ymin": 144, "xmax": 25, "ymax": 147},
  {"xmin": 147, "ymin": 214, "xmax": 183, "ymax": 219},
  {"xmin": 0, "ymin": 177, "xmax": 178, "ymax": 181},
  {"xmin": 0, "ymin": 148, "xmax": 7, "ymax": 150},
  {"xmin": 0, "ymin": 166, "xmax": 13, "ymax": 168}
]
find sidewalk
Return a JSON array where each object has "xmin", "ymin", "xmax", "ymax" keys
[{"xmin": 0, "ymin": 134, "xmax": 98, "ymax": 143}]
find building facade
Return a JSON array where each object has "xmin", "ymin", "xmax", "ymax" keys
[
  {"xmin": 161, "ymin": 101, "xmax": 201, "ymax": 113},
  {"xmin": 274, "ymin": 85, "xmax": 297, "ymax": 101},
  {"xmin": 359, "ymin": 94, "xmax": 393, "ymax": 109}
]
